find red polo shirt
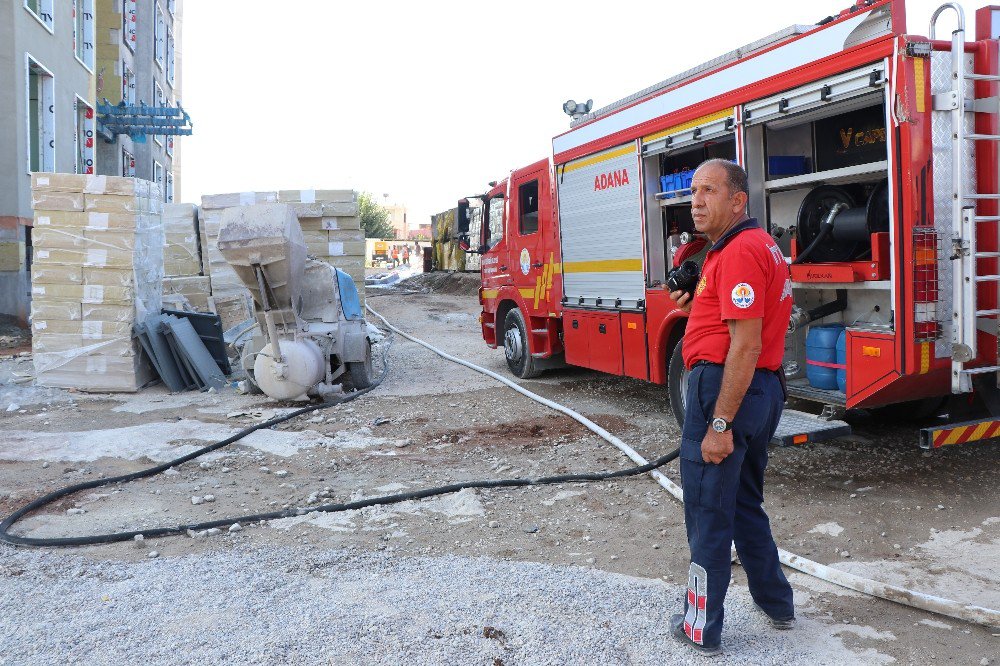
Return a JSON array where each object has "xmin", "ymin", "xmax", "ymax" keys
[{"xmin": 682, "ymin": 218, "xmax": 792, "ymax": 371}]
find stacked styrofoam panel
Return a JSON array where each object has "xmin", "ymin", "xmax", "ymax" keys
[
  {"xmin": 277, "ymin": 190, "xmax": 365, "ymax": 300},
  {"xmin": 200, "ymin": 189, "xmax": 365, "ymax": 304},
  {"xmin": 199, "ymin": 191, "xmax": 278, "ymax": 295},
  {"xmin": 29, "ymin": 173, "xmax": 164, "ymax": 392},
  {"xmin": 161, "ymin": 203, "xmax": 211, "ymax": 312},
  {"xmin": 162, "ymin": 275, "xmax": 213, "ymax": 312}
]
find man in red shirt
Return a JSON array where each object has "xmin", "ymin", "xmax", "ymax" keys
[{"xmin": 668, "ymin": 159, "xmax": 794, "ymax": 656}]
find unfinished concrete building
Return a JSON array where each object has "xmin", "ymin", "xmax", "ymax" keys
[
  {"xmin": 0, "ymin": 1, "xmax": 98, "ymax": 322},
  {"xmin": 94, "ymin": 0, "xmax": 183, "ymax": 201},
  {"xmin": 1, "ymin": 0, "xmax": 186, "ymax": 323}
]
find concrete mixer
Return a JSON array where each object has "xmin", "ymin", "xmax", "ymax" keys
[{"xmin": 217, "ymin": 204, "xmax": 373, "ymax": 400}]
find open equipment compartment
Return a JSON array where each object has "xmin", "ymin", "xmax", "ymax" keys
[
  {"xmin": 741, "ymin": 63, "xmax": 895, "ymax": 400},
  {"xmin": 642, "ymin": 115, "xmax": 737, "ymax": 288}
]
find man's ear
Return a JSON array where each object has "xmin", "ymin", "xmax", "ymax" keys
[{"xmin": 733, "ymin": 190, "xmax": 749, "ymax": 214}]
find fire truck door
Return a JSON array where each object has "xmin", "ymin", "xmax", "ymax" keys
[
  {"xmin": 481, "ymin": 194, "xmax": 510, "ymax": 291},
  {"xmin": 509, "ymin": 169, "xmax": 550, "ymax": 317}
]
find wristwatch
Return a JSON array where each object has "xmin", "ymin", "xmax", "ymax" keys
[{"xmin": 710, "ymin": 416, "xmax": 732, "ymax": 433}]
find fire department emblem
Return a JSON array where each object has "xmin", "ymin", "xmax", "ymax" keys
[
  {"xmin": 520, "ymin": 248, "xmax": 531, "ymax": 275},
  {"xmin": 731, "ymin": 283, "xmax": 755, "ymax": 309}
]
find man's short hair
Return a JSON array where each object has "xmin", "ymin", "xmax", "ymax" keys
[{"xmin": 697, "ymin": 159, "xmax": 748, "ymax": 196}]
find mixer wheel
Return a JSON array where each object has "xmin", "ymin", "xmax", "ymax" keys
[{"xmin": 342, "ymin": 339, "xmax": 373, "ymax": 391}]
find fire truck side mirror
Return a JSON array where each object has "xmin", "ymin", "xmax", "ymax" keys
[{"xmin": 458, "ymin": 234, "xmax": 484, "ymax": 254}]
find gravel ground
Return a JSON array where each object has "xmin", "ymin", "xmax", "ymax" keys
[
  {"xmin": 1, "ymin": 274, "xmax": 998, "ymax": 665},
  {"xmin": 3, "ymin": 545, "xmax": 883, "ymax": 666}
]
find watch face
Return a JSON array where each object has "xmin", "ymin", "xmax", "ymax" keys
[{"xmin": 712, "ymin": 418, "xmax": 727, "ymax": 433}]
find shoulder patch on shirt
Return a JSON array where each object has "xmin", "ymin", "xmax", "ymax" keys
[{"xmin": 731, "ymin": 283, "xmax": 755, "ymax": 309}]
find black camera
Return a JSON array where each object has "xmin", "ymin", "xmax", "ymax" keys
[{"xmin": 666, "ymin": 260, "xmax": 700, "ymax": 298}]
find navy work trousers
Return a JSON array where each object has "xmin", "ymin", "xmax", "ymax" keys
[{"xmin": 678, "ymin": 363, "xmax": 793, "ymax": 648}]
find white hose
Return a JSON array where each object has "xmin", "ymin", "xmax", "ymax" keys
[{"xmin": 366, "ymin": 304, "xmax": 1000, "ymax": 629}]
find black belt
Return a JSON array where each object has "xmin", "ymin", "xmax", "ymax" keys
[{"xmin": 690, "ymin": 360, "xmax": 787, "ymax": 400}]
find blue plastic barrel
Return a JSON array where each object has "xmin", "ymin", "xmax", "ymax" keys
[
  {"xmin": 835, "ymin": 329, "xmax": 847, "ymax": 393},
  {"xmin": 805, "ymin": 324, "xmax": 845, "ymax": 390}
]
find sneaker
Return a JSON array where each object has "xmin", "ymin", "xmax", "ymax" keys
[
  {"xmin": 754, "ymin": 603, "xmax": 796, "ymax": 630},
  {"xmin": 669, "ymin": 613, "xmax": 722, "ymax": 657}
]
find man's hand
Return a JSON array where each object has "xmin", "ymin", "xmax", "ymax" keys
[
  {"xmin": 701, "ymin": 428, "xmax": 734, "ymax": 464},
  {"xmin": 669, "ymin": 289, "xmax": 692, "ymax": 313}
]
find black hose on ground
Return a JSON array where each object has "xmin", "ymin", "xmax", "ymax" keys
[
  {"xmin": 0, "ymin": 322, "xmax": 681, "ymax": 548},
  {"xmin": 0, "ymin": 323, "xmax": 396, "ymax": 548}
]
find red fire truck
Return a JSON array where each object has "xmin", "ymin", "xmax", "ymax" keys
[{"xmin": 463, "ymin": 0, "xmax": 1000, "ymax": 448}]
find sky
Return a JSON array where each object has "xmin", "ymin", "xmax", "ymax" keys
[{"xmin": 179, "ymin": 0, "xmax": 962, "ymax": 230}]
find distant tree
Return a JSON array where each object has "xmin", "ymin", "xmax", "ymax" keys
[{"xmin": 358, "ymin": 192, "xmax": 395, "ymax": 239}]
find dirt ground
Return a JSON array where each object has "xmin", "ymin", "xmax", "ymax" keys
[{"xmin": 0, "ymin": 273, "xmax": 998, "ymax": 664}]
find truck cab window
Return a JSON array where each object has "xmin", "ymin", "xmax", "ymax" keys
[
  {"xmin": 519, "ymin": 180, "xmax": 539, "ymax": 235},
  {"xmin": 487, "ymin": 196, "xmax": 505, "ymax": 248}
]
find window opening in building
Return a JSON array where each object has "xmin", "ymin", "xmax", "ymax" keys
[
  {"xmin": 122, "ymin": 62, "xmax": 135, "ymax": 105},
  {"xmin": 73, "ymin": 0, "xmax": 95, "ymax": 70},
  {"xmin": 154, "ymin": 9, "xmax": 165, "ymax": 69},
  {"xmin": 27, "ymin": 57, "xmax": 55, "ymax": 173},
  {"xmin": 165, "ymin": 171, "xmax": 174, "ymax": 203},
  {"xmin": 25, "ymin": 0, "xmax": 54, "ymax": 32},
  {"xmin": 153, "ymin": 161, "xmax": 164, "ymax": 200},
  {"xmin": 122, "ymin": 148, "xmax": 135, "ymax": 177},
  {"xmin": 518, "ymin": 180, "xmax": 539, "ymax": 235},
  {"xmin": 166, "ymin": 136, "xmax": 173, "ymax": 158},
  {"xmin": 153, "ymin": 81, "xmax": 164, "ymax": 146},
  {"xmin": 167, "ymin": 31, "xmax": 175, "ymax": 87},
  {"xmin": 487, "ymin": 195, "xmax": 505, "ymax": 248},
  {"xmin": 122, "ymin": 0, "xmax": 136, "ymax": 51},
  {"xmin": 75, "ymin": 97, "xmax": 95, "ymax": 175}
]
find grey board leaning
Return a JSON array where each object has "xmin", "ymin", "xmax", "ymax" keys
[
  {"xmin": 136, "ymin": 316, "xmax": 189, "ymax": 392},
  {"xmin": 157, "ymin": 316, "xmax": 203, "ymax": 390},
  {"xmin": 160, "ymin": 315, "xmax": 227, "ymax": 391}
]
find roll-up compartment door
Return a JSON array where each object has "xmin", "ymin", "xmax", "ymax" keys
[
  {"xmin": 557, "ymin": 143, "xmax": 644, "ymax": 309},
  {"xmin": 641, "ymin": 109, "xmax": 736, "ymax": 157},
  {"xmin": 743, "ymin": 65, "xmax": 886, "ymax": 128}
]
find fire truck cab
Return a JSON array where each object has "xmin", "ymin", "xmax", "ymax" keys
[{"xmin": 466, "ymin": 0, "xmax": 1000, "ymax": 448}]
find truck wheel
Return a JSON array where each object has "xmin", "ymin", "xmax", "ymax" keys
[
  {"xmin": 667, "ymin": 340, "xmax": 688, "ymax": 429},
  {"xmin": 503, "ymin": 308, "xmax": 541, "ymax": 379},
  {"xmin": 342, "ymin": 340, "xmax": 374, "ymax": 391}
]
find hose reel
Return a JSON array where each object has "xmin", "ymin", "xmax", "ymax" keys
[{"xmin": 794, "ymin": 180, "xmax": 889, "ymax": 264}]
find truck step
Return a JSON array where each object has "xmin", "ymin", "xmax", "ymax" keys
[
  {"xmin": 531, "ymin": 328, "xmax": 548, "ymax": 334},
  {"xmin": 772, "ymin": 409, "xmax": 851, "ymax": 447}
]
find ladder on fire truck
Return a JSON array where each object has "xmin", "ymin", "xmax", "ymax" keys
[{"xmin": 932, "ymin": 3, "xmax": 1000, "ymax": 393}]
